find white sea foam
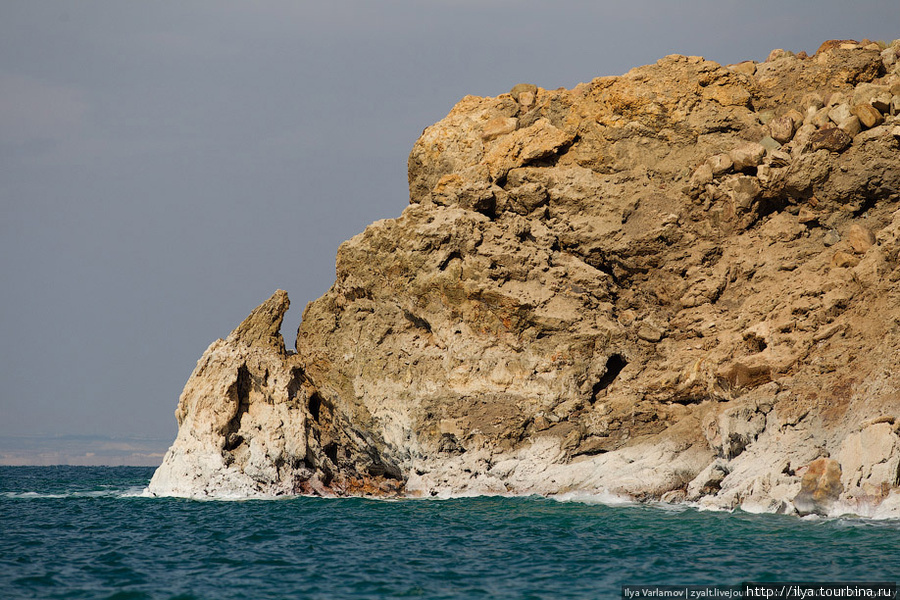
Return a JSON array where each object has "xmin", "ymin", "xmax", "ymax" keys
[
  {"xmin": 2, "ymin": 486, "xmax": 148, "ymax": 499},
  {"xmin": 549, "ymin": 490, "xmax": 638, "ymax": 507}
]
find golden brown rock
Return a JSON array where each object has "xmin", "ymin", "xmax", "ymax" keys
[
  {"xmin": 151, "ymin": 40, "xmax": 900, "ymax": 516},
  {"xmin": 816, "ymin": 40, "xmax": 859, "ymax": 54},
  {"xmin": 831, "ymin": 251, "xmax": 860, "ymax": 268},
  {"xmin": 847, "ymin": 224, "xmax": 876, "ymax": 253},
  {"xmin": 481, "ymin": 116, "xmax": 518, "ymax": 141},
  {"xmin": 226, "ymin": 289, "xmax": 290, "ymax": 352},
  {"xmin": 853, "ymin": 103, "xmax": 884, "ymax": 128},
  {"xmin": 793, "ymin": 458, "xmax": 843, "ymax": 515}
]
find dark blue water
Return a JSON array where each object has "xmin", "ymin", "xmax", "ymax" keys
[{"xmin": 1, "ymin": 467, "xmax": 898, "ymax": 599}]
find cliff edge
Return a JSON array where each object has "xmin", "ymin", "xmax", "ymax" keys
[{"xmin": 149, "ymin": 39, "xmax": 900, "ymax": 517}]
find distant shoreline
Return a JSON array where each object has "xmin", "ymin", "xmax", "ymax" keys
[{"xmin": 0, "ymin": 435, "xmax": 168, "ymax": 467}]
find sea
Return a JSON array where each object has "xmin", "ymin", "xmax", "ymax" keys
[{"xmin": 1, "ymin": 466, "xmax": 898, "ymax": 600}]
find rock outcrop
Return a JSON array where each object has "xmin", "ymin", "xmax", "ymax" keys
[{"xmin": 149, "ymin": 39, "xmax": 900, "ymax": 517}]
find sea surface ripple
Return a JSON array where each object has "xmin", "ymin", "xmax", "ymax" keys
[{"xmin": 1, "ymin": 466, "xmax": 898, "ymax": 599}]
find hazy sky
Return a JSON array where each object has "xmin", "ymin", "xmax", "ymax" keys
[{"xmin": 2, "ymin": 1, "xmax": 897, "ymax": 465}]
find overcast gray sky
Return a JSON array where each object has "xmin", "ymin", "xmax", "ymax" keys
[{"xmin": 2, "ymin": 1, "xmax": 897, "ymax": 465}]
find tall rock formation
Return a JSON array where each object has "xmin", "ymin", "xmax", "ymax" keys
[{"xmin": 150, "ymin": 39, "xmax": 900, "ymax": 516}]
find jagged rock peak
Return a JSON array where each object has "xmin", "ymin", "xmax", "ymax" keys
[{"xmin": 226, "ymin": 289, "xmax": 290, "ymax": 353}]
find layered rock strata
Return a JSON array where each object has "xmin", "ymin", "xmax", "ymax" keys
[{"xmin": 150, "ymin": 39, "xmax": 900, "ymax": 517}]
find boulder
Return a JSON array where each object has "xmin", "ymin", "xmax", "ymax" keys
[
  {"xmin": 853, "ymin": 103, "xmax": 884, "ymax": 129},
  {"xmin": 690, "ymin": 162, "xmax": 714, "ymax": 189},
  {"xmin": 831, "ymin": 251, "xmax": 860, "ymax": 268},
  {"xmin": 768, "ymin": 115, "xmax": 796, "ymax": 144},
  {"xmin": 828, "ymin": 103, "xmax": 853, "ymax": 125},
  {"xmin": 510, "ymin": 83, "xmax": 538, "ymax": 109},
  {"xmin": 847, "ymin": 224, "xmax": 876, "ymax": 253},
  {"xmin": 730, "ymin": 143, "xmax": 767, "ymax": 171},
  {"xmin": 707, "ymin": 153, "xmax": 733, "ymax": 176},
  {"xmin": 810, "ymin": 127, "xmax": 851, "ymax": 152},
  {"xmin": 838, "ymin": 115, "xmax": 862, "ymax": 137},
  {"xmin": 793, "ymin": 458, "xmax": 843, "ymax": 516}
]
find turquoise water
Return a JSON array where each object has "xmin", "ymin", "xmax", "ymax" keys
[{"xmin": 1, "ymin": 467, "xmax": 898, "ymax": 599}]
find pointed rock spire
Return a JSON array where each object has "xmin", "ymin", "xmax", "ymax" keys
[{"xmin": 226, "ymin": 289, "xmax": 290, "ymax": 353}]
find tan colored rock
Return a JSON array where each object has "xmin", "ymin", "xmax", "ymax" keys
[
  {"xmin": 767, "ymin": 49, "xmax": 792, "ymax": 62},
  {"xmin": 482, "ymin": 119, "xmax": 574, "ymax": 181},
  {"xmin": 793, "ymin": 122, "xmax": 818, "ymax": 149},
  {"xmin": 707, "ymin": 153, "xmax": 733, "ymax": 176},
  {"xmin": 808, "ymin": 107, "xmax": 831, "ymax": 128},
  {"xmin": 768, "ymin": 115, "xmax": 796, "ymax": 144},
  {"xmin": 852, "ymin": 83, "xmax": 891, "ymax": 106},
  {"xmin": 853, "ymin": 248, "xmax": 890, "ymax": 288},
  {"xmin": 729, "ymin": 61, "xmax": 756, "ymax": 76},
  {"xmin": 723, "ymin": 175, "xmax": 761, "ymax": 212},
  {"xmin": 838, "ymin": 423, "xmax": 900, "ymax": 498},
  {"xmin": 793, "ymin": 458, "xmax": 842, "ymax": 516},
  {"xmin": 717, "ymin": 361, "xmax": 772, "ymax": 389},
  {"xmin": 847, "ymin": 223, "xmax": 876, "ymax": 253},
  {"xmin": 802, "ymin": 92, "xmax": 825, "ymax": 111},
  {"xmin": 838, "ymin": 115, "xmax": 862, "ymax": 137},
  {"xmin": 730, "ymin": 142, "xmax": 766, "ymax": 171},
  {"xmin": 870, "ymin": 94, "xmax": 892, "ymax": 114},
  {"xmin": 816, "ymin": 40, "xmax": 859, "ymax": 54},
  {"xmin": 637, "ymin": 322, "xmax": 664, "ymax": 343},
  {"xmin": 510, "ymin": 83, "xmax": 537, "ymax": 103},
  {"xmin": 227, "ymin": 289, "xmax": 290, "ymax": 352},
  {"xmin": 882, "ymin": 47, "xmax": 898, "ymax": 71},
  {"xmin": 481, "ymin": 117, "xmax": 518, "ymax": 141},
  {"xmin": 786, "ymin": 109, "xmax": 805, "ymax": 128},
  {"xmin": 532, "ymin": 413, "xmax": 551, "ymax": 431},
  {"xmin": 798, "ymin": 207, "xmax": 819, "ymax": 225},
  {"xmin": 689, "ymin": 162, "xmax": 714, "ymax": 189},
  {"xmin": 765, "ymin": 150, "xmax": 791, "ymax": 168},
  {"xmin": 853, "ymin": 103, "xmax": 884, "ymax": 128},
  {"xmin": 828, "ymin": 103, "xmax": 852, "ymax": 125},
  {"xmin": 831, "ymin": 251, "xmax": 860, "ymax": 268}
]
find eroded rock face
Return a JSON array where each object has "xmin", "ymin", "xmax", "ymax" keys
[{"xmin": 150, "ymin": 39, "xmax": 900, "ymax": 515}]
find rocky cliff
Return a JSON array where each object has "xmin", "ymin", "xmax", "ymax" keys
[{"xmin": 149, "ymin": 39, "xmax": 900, "ymax": 517}]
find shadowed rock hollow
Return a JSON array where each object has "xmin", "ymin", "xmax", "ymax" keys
[{"xmin": 150, "ymin": 39, "xmax": 900, "ymax": 517}]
